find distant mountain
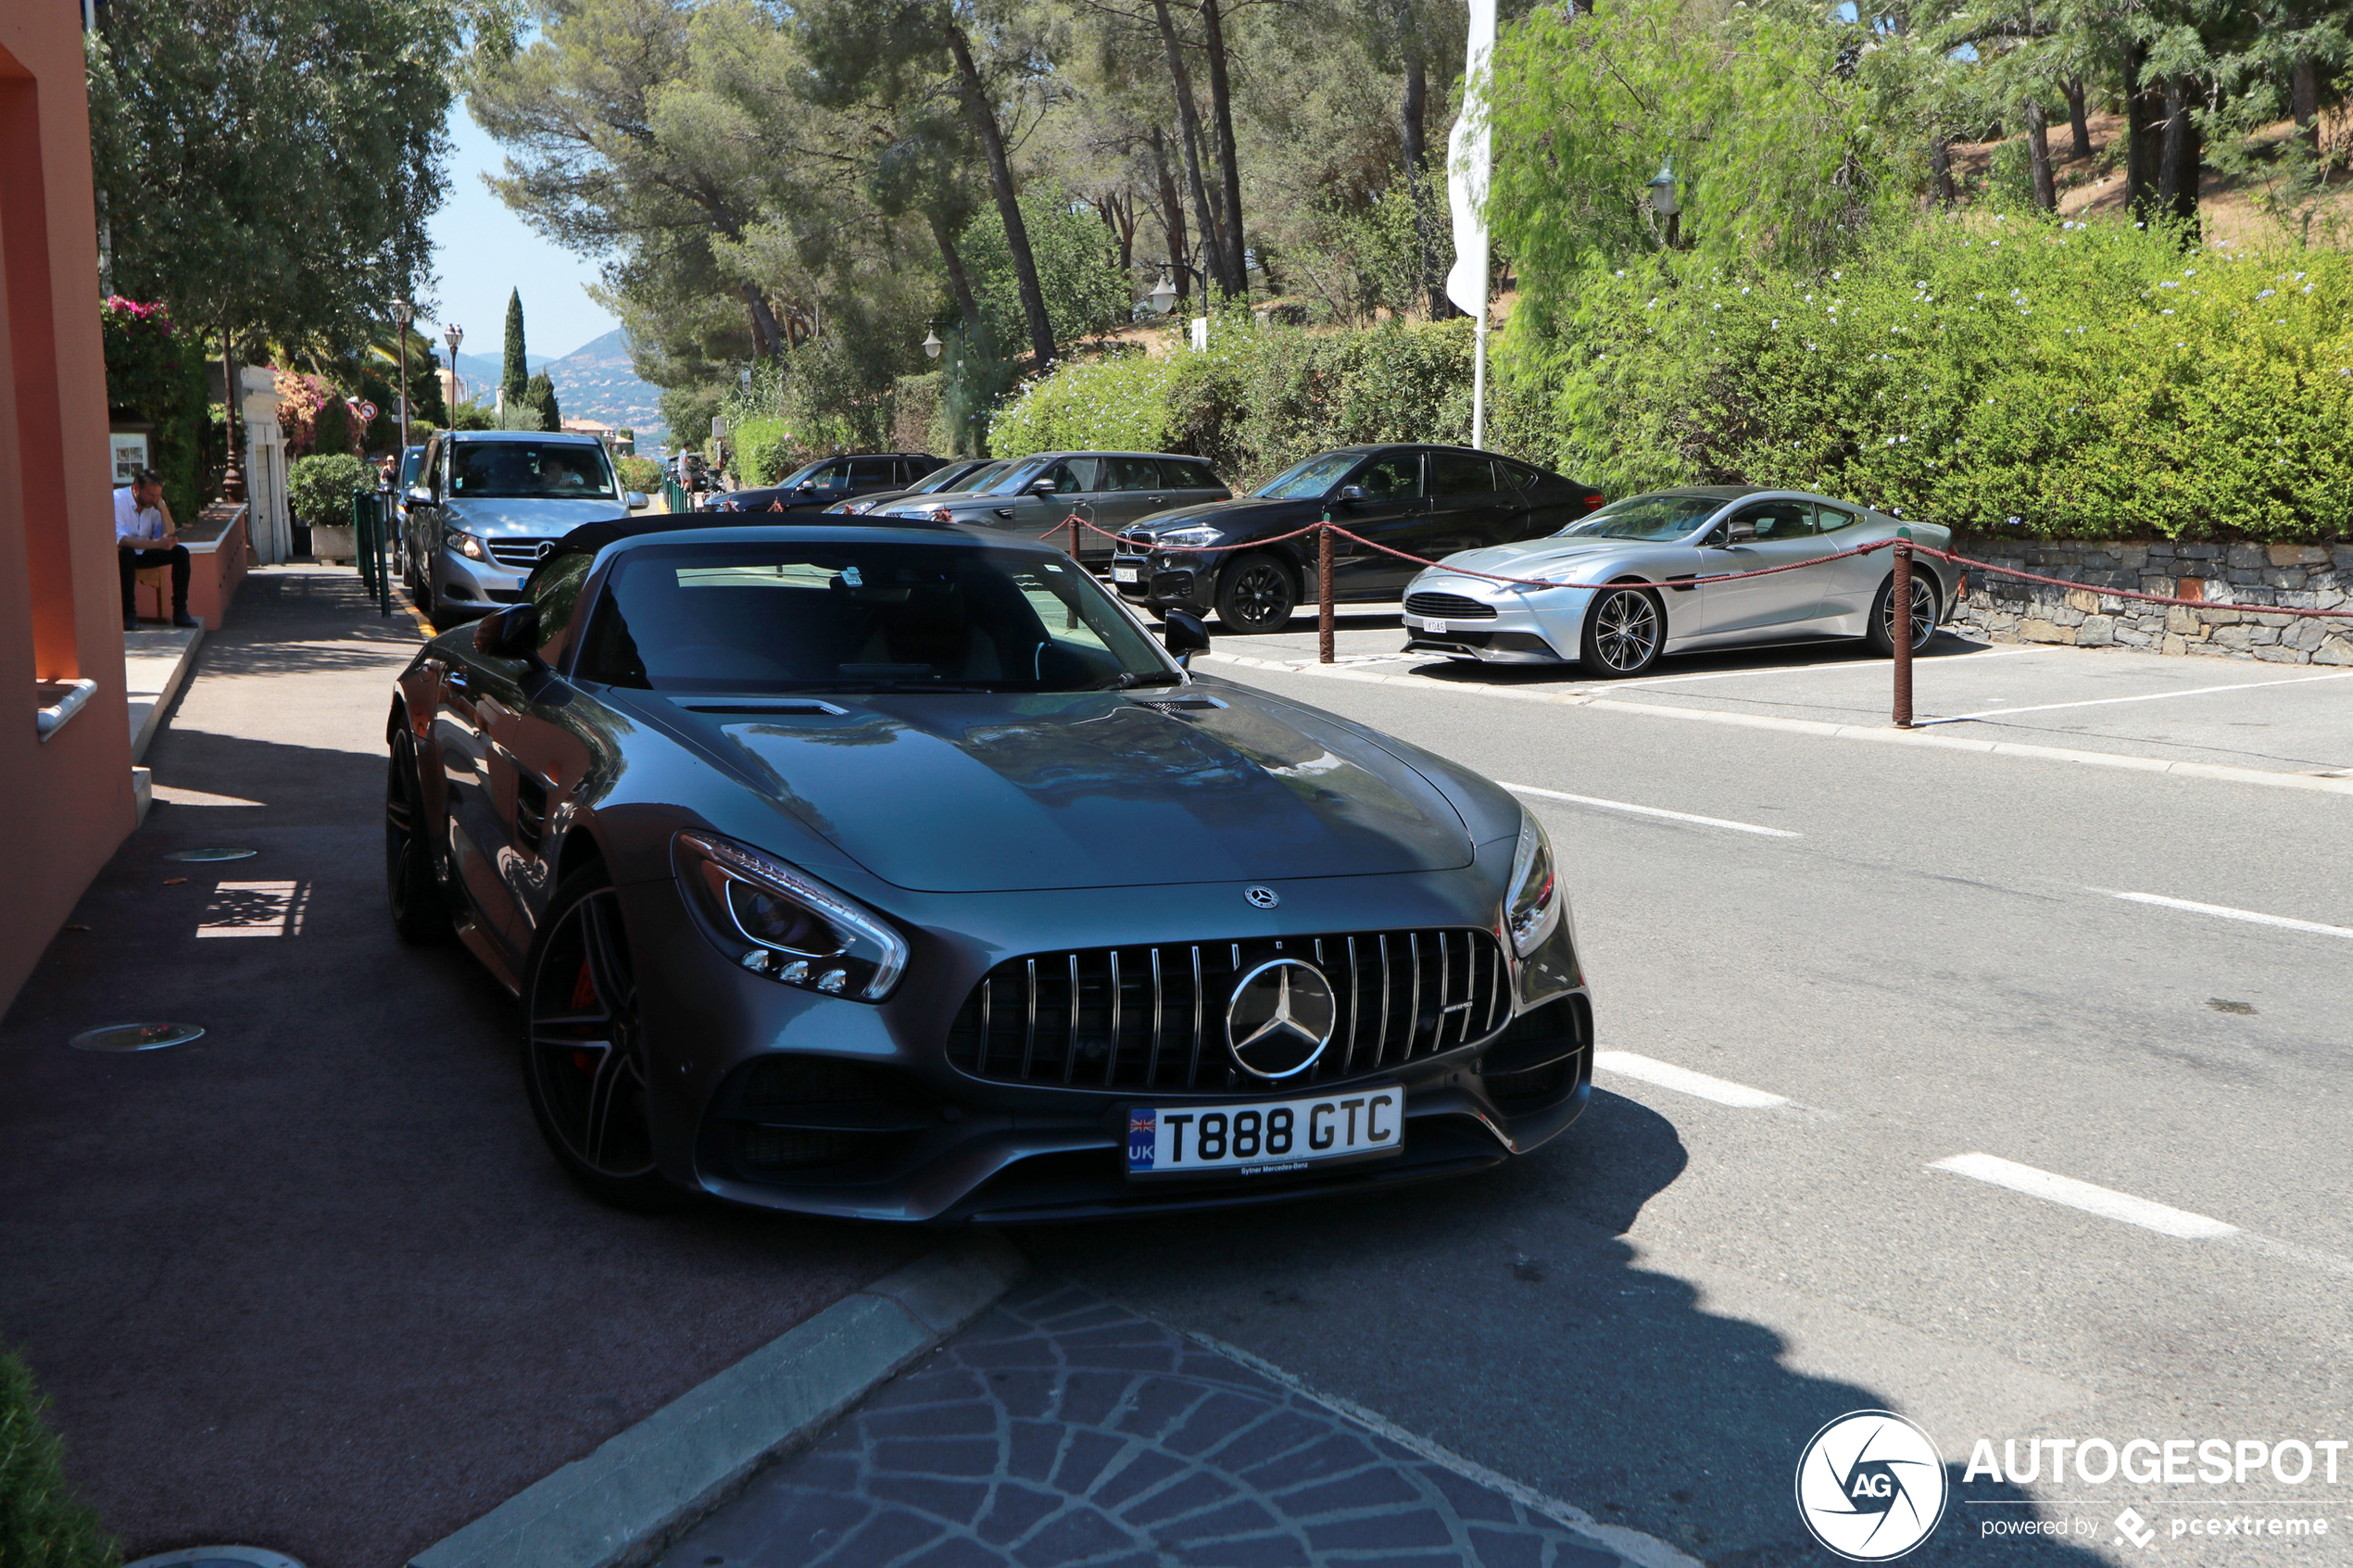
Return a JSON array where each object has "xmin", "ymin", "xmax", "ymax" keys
[{"xmin": 444, "ymin": 330, "xmax": 667, "ymax": 451}]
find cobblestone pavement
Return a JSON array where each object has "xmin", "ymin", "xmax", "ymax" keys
[{"xmin": 665, "ymin": 1278, "xmax": 1636, "ymax": 1568}]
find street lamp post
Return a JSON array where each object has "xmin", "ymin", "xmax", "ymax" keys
[
  {"xmin": 443, "ymin": 322, "xmax": 464, "ymax": 412},
  {"xmin": 390, "ymin": 295, "xmax": 415, "ymax": 452},
  {"xmin": 1146, "ymin": 259, "xmax": 1205, "ymax": 316}
]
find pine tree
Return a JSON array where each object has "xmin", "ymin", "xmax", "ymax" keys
[
  {"xmin": 525, "ymin": 370, "xmax": 561, "ymax": 432},
  {"xmin": 501, "ymin": 288, "xmax": 529, "ymax": 406}
]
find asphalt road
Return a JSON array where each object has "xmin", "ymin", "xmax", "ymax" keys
[{"xmin": 1019, "ymin": 630, "xmax": 2353, "ymax": 1567}]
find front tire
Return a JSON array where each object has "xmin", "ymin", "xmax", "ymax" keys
[
  {"xmin": 1214, "ymin": 553, "xmax": 1298, "ymax": 634},
  {"xmin": 1866, "ymin": 571, "xmax": 1940, "ymax": 656},
  {"xmin": 386, "ymin": 730, "xmax": 451, "ymax": 944},
  {"xmin": 1579, "ymin": 584, "xmax": 1665, "ymax": 678},
  {"xmin": 522, "ymin": 870, "xmax": 686, "ymax": 1212}
]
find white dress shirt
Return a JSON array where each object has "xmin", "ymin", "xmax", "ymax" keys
[{"xmin": 115, "ymin": 485, "xmax": 166, "ymax": 546}]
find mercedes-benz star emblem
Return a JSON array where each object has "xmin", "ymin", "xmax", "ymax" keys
[
  {"xmin": 1225, "ymin": 959, "xmax": 1337, "ymax": 1080},
  {"xmin": 535, "ymin": 540, "xmax": 555, "ymax": 560},
  {"xmin": 1244, "ymin": 885, "xmax": 1279, "ymax": 909}
]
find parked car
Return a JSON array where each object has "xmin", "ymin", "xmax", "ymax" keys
[
  {"xmin": 402, "ymin": 430, "xmax": 647, "ymax": 621},
  {"xmin": 384, "ymin": 521, "xmax": 1592, "ymax": 1220},
  {"xmin": 824, "ymin": 457, "xmax": 1006, "ymax": 516},
  {"xmin": 872, "ymin": 451, "xmax": 1230, "ymax": 564},
  {"xmin": 1110, "ymin": 445, "xmax": 1605, "ymax": 635},
  {"xmin": 1399, "ymin": 487, "xmax": 1957, "ymax": 677},
  {"xmin": 701, "ymin": 452, "xmax": 943, "ymax": 514}
]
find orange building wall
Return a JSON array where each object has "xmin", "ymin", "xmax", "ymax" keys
[{"xmin": 0, "ymin": 6, "xmax": 135, "ymax": 1010}]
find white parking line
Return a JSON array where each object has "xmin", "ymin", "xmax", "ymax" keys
[
  {"xmin": 1595, "ymin": 1051, "xmax": 1791, "ymax": 1109},
  {"xmin": 1579, "ymin": 644, "xmax": 2045, "ymax": 692},
  {"xmin": 2108, "ymin": 891, "xmax": 2353, "ymax": 942},
  {"xmin": 1919, "ymin": 668, "xmax": 2353, "ymax": 725},
  {"xmin": 1931, "ymin": 1153, "xmax": 2238, "ymax": 1239},
  {"xmin": 1501, "ymin": 783, "xmax": 1800, "ymax": 838}
]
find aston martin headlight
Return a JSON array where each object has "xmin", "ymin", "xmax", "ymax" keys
[
  {"xmin": 451, "ymin": 530, "xmax": 488, "ymax": 561},
  {"xmin": 1155, "ymin": 525, "xmax": 1221, "ymax": 549},
  {"xmin": 673, "ymin": 831, "xmax": 908, "ymax": 1000},
  {"xmin": 1504, "ymin": 808, "xmax": 1561, "ymax": 958}
]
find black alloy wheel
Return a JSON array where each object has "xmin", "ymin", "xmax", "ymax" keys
[
  {"xmin": 1214, "ymin": 552, "xmax": 1298, "ymax": 634},
  {"xmin": 1866, "ymin": 571, "xmax": 1941, "ymax": 656},
  {"xmin": 385, "ymin": 729, "xmax": 450, "ymax": 944},
  {"xmin": 523, "ymin": 871, "xmax": 683, "ymax": 1211},
  {"xmin": 1579, "ymin": 584, "xmax": 1665, "ymax": 678}
]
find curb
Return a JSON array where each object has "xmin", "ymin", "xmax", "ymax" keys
[
  {"xmin": 408, "ymin": 1232, "xmax": 1028, "ymax": 1568},
  {"xmin": 1206, "ymin": 652, "xmax": 2353, "ymax": 797},
  {"xmin": 127, "ymin": 626, "xmax": 204, "ymax": 766}
]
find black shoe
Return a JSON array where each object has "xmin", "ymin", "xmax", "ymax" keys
[
  {"xmin": 124, "ymin": 614, "xmax": 139, "ymax": 631},
  {"xmin": 172, "ymin": 611, "xmax": 200, "ymax": 629}
]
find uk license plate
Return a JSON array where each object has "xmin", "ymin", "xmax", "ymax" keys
[
  {"xmin": 1415, "ymin": 616, "xmax": 1447, "ymax": 633},
  {"xmin": 1113, "ymin": 565, "xmax": 1140, "ymax": 583},
  {"xmin": 1126, "ymin": 1085, "xmax": 1403, "ymax": 1178}
]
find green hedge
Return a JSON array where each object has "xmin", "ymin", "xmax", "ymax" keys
[
  {"xmin": 285, "ymin": 452, "xmax": 373, "ymax": 529},
  {"xmin": 0, "ymin": 1349, "xmax": 117, "ymax": 1568},
  {"xmin": 729, "ymin": 416, "xmax": 796, "ymax": 485},
  {"xmin": 1498, "ymin": 218, "xmax": 2353, "ymax": 542},
  {"xmin": 99, "ymin": 298, "xmax": 207, "ymax": 523}
]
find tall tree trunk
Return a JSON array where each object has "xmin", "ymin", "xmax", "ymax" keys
[
  {"xmin": 2292, "ymin": 56, "xmax": 2320, "ymax": 157},
  {"xmin": 2155, "ymin": 77, "xmax": 2201, "ymax": 233},
  {"xmin": 1148, "ymin": 125, "xmax": 1190, "ymax": 301},
  {"xmin": 942, "ymin": 20, "xmax": 1057, "ymax": 368},
  {"xmin": 2025, "ymin": 97, "xmax": 2057, "ymax": 211},
  {"xmin": 929, "ymin": 214, "xmax": 982, "ymax": 334},
  {"xmin": 741, "ymin": 282, "xmax": 786, "ymax": 361},
  {"xmin": 1929, "ymin": 136, "xmax": 1957, "ymax": 207},
  {"xmin": 1151, "ymin": 0, "xmax": 1230, "ymax": 295},
  {"xmin": 1199, "ymin": 0, "xmax": 1249, "ymax": 298},
  {"xmin": 2060, "ymin": 77, "xmax": 2092, "ymax": 160},
  {"xmin": 1399, "ymin": 42, "xmax": 1453, "ymax": 318},
  {"xmin": 2120, "ymin": 42, "xmax": 2161, "ymax": 221}
]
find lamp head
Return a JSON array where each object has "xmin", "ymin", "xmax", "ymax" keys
[
  {"xmin": 1647, "ymin": 159, "xmax": 1680, "ymax": 217},
  {"xmin": 1148, "ymin": 270, "xmax": 1177, "ymax": 317},
  {"xmin": 921, "ymin": 327, "xmax": 943, "ymax": 360}
]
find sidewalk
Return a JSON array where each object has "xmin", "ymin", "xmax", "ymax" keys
[{"xmin": 0, "ymin": 566, "xmax": 919, "ymax": 1567}]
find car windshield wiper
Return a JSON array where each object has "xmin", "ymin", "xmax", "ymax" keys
[{"xmin": 1091, "ymin": 670, "xmax": 1188, "ymax": 691}]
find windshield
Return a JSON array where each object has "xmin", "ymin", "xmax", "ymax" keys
[
  {"xmin": 973, "ymin": 460, "xmax": 1049, "ymax": 496},
  {"xmin": 1554, "ymin": 494, "xmax": 1725, "ymax": 542},
  {"xmin": 449, "ymin": 442, "xmax": 617, "ymax": 500},
  {"xmin": 917, "ymin": 460, "xmax": 1007, "ymax": 496},
  {"xmin": 578, "ymin": 541, "xmax": 1177, "ymax": 695},
  {"xmin": 1253, "ymin": 451, "xmax": 1362, "ymax": 500}
]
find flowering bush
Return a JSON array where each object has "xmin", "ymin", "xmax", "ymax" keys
[
  {"xmin": 1497, "ymin": 217, "xmax": 2353, "ymax": 541},
  {"xmin": 273, "ymin": 369, "xmax": 330, "ymax": 456},
  {"xmin": 100, "ymin": 295, "xmax": 206, "ymax": 518}
]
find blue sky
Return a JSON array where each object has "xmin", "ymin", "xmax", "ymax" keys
[{"xmin": 423, "ymin": 99, "xmax": 620, "ymax": 366}]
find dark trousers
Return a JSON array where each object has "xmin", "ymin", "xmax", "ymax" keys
[{"xmin": 120, "ymin": 545, "xmax": 190, "ymax": 617}]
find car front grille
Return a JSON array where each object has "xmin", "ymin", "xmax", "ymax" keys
[
  {"xmin": 1117, "ymin": 531, "xmax": 1155, "ymax": 551},
  {"xmin": 485, "ymin": 537, "xmax": 552, "ymax": 571},
  {"xmin": 945, "ymin": 928, "xmax": 1508, "ymax": 1095},
  {"xmin": 1403, "ymin": 591, "xmax": 1498, "ymax": 621}
]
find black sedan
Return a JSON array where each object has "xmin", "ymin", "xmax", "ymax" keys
[
  {"xmin": 700, "ymin": 452, "xmax": 942, "ymax": 514},
  {"xmin": 384, "ymin": 522, "xmax": 1593, "ymax": 1221},
  {"xmin": 1111, "ymin": 445, "xmax": 1604, "ymax": 634}
]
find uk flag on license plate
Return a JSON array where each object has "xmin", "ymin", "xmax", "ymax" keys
[{"xmin": 1127, "ymin": 1110, "xmax": 1157, "ymax": 1170}]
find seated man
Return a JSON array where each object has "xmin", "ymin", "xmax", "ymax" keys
[{"xmin": 116, "ymin": 468, "xmax": 197, "ymax": 630}]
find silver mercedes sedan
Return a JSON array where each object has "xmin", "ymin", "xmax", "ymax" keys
[{"xmin": 1399, "ymin": 487, "xmax": 1958, "ymax": 677}]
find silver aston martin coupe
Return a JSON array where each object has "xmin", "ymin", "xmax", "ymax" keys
[{"xmin": 1400, "ymin": 487, "xmax": 1958, "ymax": 676}]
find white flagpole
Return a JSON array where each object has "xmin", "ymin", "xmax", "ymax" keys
[{"xmin": 1446, "ymin": 0, "xmax": 1497, "ymax": 449}]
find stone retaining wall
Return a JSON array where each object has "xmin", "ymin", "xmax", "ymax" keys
[{"xmin": 1948, "ymin": 536, "xmax": 2353, "ymax": 665}]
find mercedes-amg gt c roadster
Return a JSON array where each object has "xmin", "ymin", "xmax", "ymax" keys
[{"xmin": 386, "ymin": 522, "xmax": 1592, "ymax": 1221}]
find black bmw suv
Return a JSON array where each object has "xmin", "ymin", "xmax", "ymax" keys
[
  {"xmin": 701, "ymin": 452, "xmax": 943, "ymax": 514},
  {"xmin": 1110, "ymin": 444, "xmax": 1604, "ymax": 633}
]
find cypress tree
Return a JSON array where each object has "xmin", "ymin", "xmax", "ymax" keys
[
  {"xmin": 525, "ymin": 370, "xmax": 561, "ymax": 432},
  {"xmin": 501, "ymin": 288, "xmax": 528, "ymax": 406}
]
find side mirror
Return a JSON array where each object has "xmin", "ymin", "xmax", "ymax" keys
[
  {"xmin": 1161, "ymin": 608, "xmax": 1211, "ymax": 667},
  {"xmin": 473, "ymin": 601, "xmax": 542, "ymax": 661},
  {"xmin": 408, "ymin": 485, "xmax": 434, "ymax": 507},
  {"xmin": 1029, "ymin": 478, "xmax": 1062, "ymax": 496},
  {"xmin": 1335, "ymin": 484, "xmax": 1366, "ymax": 503},
  {"xmin": 798, "ymin": 480, "xmax": 817, "ymax": 491},
  {"xmin": 624, "ymin": 491, "xmax": 648, "ymax": 511},
  {"xmin": 1723, "ymin": 518, "xmax": 1758, "ymax": 544}
]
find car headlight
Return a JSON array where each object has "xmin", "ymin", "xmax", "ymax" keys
[
  {"xmin": 673, "ymin": 831, "xmax": 908, "ymax": 1000},
  {"xmin": 1155, "ymin": 525, "xmax": 1222, "ymax": 548},
  {"xmin": 828, "ymin": 500, "xmax": 867, "ymax": 514},
  {"xmin": 450, "ymin": 530, "xmax": 487, "ymax": 562},
  {"xmin": 1504, "ymin": 808, "xmax": 1561, "ymax": 958}
]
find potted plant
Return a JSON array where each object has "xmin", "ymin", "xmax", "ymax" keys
[{"xmin": 287, "ymin": 452, "xmax": 372, "ymax": 562}]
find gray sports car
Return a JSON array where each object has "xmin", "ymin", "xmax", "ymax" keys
[
  {"xmin": 1400, "ymin": 487, "xmax": 1957, "ymax": 676},
  {"xmin": 386, "ymin": 522, "xmax": 1592, "ymax": 1221}
]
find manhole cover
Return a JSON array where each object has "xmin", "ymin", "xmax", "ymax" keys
[
  {"xmin": 69, "ymin": 1022, "xmax": 205, "ymax": 1052},
  {"xmin": 166, "ymin": 847, "xmax": 258, "ymax": 862},
  {"xmin": 123, "ymin": 1550, "xmax": 307, "ymax": 1568}
]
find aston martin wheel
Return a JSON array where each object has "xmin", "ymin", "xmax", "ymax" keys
[
  {"xmin": 523, "ymin": 870, "xmax": 684, "ymax": 1211},
  {"xmin": 1579, "ymin": 584, "xmax": 1665, "ymax": 678},
  {"xmin": 1214, "ymin": 553, "xmax": 1297, "ymax": 634},
  {"xmin": 385, "ymin": 729, "xmax": 450, "ymax": 944},
  {"xmin": 1866, "ymin": 571, "xmax": 1940, "ymax": 656}
]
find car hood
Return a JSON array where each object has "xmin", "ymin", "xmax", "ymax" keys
[
  {"xmin": 615, "ymin": 683, "xmax": 1473, "ymax": 894},
  {"xmin": 1127, "ymin": 497, "xmax": 1306, "ymax": 538},
  {"xmin": 1424, "ymin": 534, "xmax": 1660, "ymax": 581},
  {"xmin": 445, "ymin": 497, "xmax": 633, "ymax": 535}
]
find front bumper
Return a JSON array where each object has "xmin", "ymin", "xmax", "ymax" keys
[
  {"xmin": 433, "ymin": 546, "xmax": 525, "ymax": 612},
  {"xmin": 1402, "ymin": 574, "xmax": 1591, "ymax": 666},
  {"xmin": 617, "ymin": 842, "xmax": 1593, "ymax": 1223},
  {"xmin": 1112, "ymin": 548, "xmax": 1214, "ymax": 614}
]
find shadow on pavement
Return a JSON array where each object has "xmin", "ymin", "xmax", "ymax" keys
[{"xmin": 1021, "ymin": 1090, "xmax": 2110, "ymax": 1567}]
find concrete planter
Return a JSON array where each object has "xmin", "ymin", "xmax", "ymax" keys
[
  {"xmin": 308, "ymin": 522, "xmax": 356, "ymax": 563},
  {"xmin": 1949, "ymin": 536, "xmax": 2353, "ymax": 665}
]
